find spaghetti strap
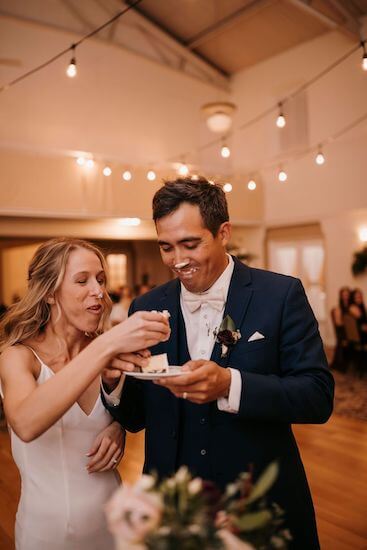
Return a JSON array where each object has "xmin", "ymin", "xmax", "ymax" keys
[{"xmin": 22, "ymin": 345, "xmax": 45, "ymax": 367}]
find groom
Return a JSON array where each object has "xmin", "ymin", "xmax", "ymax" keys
[{"xmin": 103, "ymin": 177, "xmax": 334, "ymax": 549}]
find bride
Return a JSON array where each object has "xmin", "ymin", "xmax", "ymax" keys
[{"xmin": 0, "ymin": 237, "xmax": 170, "ymax": 550}]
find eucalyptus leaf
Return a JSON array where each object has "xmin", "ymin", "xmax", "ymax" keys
[
  {"xmin": 246, "ymin": 462, "xmax": 279, "ymax": 505},
  {"xmin": 232, "ymin": 509, "xmax": 272, "ymax": 531},
  {"xmin": 220, "ymin": 315, "xmax": 236, "ymax": 332}
]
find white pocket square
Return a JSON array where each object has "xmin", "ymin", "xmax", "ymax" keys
[{"xmin": 248, "ymin": 331, "xmax": 265, "ymax": 342}]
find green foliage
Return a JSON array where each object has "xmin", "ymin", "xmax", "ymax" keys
[{"xmin": 352, "ymin": 247, "xmax": 367, "ymax": 276}]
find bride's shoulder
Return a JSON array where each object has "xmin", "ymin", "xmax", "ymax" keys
[{"xmin": 0, "ymin": 343, "xmax": 40, "ymax": 376}]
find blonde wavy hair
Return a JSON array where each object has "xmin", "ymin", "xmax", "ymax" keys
[{"xmin": 0, "ymin": 238, "xmax": 112, "ymax": 352}]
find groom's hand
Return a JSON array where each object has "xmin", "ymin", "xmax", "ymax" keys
[{"xmin": 154, "ymin": 360, "xmax": 231, "ymax": 404}]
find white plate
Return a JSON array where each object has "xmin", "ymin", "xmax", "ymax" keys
[{"xmin": 125, "ymin": 366, "xmax": 183, "ymax": 380}]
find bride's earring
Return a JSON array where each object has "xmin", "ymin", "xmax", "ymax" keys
[{"xmin": 98, "ymin": 292, "xmax": 103, "ymax": 299}]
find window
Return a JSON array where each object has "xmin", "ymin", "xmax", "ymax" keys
[{"xmin": 106, "ymin": 254, "xmax": 127, "ymax": 291}]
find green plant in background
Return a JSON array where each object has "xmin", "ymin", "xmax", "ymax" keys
[{"xmin": 352, "ymin": 247, "xmax": 367, "ymax": 276}]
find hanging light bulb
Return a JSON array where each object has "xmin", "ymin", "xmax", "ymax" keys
[
  {"xmin": 103, "ymin": 166, "xmax": 112, "ymax": 176},
  {"xmin": 247, "ymin": 179, "xmax": 257, "ymax": 191},
  {"xmin": 178, "ymin": 163, "xmax": 189, "ymax": 176},
  {"xmin": 223, "ymin": 182, "xmax": 232, "ymax": 193},
  {"xmin": 221, "ymin": 144, "xmax": 231, "ymax": 158},
  {"xmin": 315, "ymin": 147, "xmax": 325, "ymax": 165},
  {"xmin": 276, "ymin": 103, "xmax": 286, "ymax": 128},
  {"xmin": 76, "ymin": 156, "xmax": 85, "ymax": 166},
  {"xmin": 86, "ymin": 159, "xmax": 94, "ymax": 169},
  {"xmin": 361, "ymin": 41, "xmax": 367, "ymax": 71},
  {"xmin": 208, "ymin": 180, "xmax": 215, "ymax": 185},
  {"xmin": 147, "ymin": 170, "xmax": 156, "ymax": 181},
  {"xmin": 278, "ymin": 168, "xmax": 287, "ymax": 182},
  {"xmin": 66, "ymin": 46, "xmax": 77, "ymax": 78},
  {"xmin": 191, "ymin": 174, "xmax": 199, "ymax": 181},
  {"xmin": 122, "ymin": 170, "xmax": 132, "ymax": 181}
]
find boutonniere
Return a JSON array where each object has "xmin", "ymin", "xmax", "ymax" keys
[{"xmin": 214, "ymin": 315, "xmax": 241, "ymax": 358}]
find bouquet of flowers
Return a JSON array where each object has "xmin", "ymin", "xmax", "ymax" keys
[{"xmin": 105, "ymin": 462, "xmax": 291, "ymax": 550}]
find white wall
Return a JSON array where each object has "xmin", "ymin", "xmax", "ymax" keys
[{"xmin": 231, "ymin": 31, "xmax": 367, "ymax": 344}]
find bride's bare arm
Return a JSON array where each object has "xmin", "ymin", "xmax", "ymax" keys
[{"xmin": 0, "ymin": 311, "xmax": 170, "ymax": 442}]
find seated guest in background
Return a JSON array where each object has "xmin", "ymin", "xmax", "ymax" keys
[
  {"xmin": 110, "ymin": 285, "xmax": 133, "ymax": 326},
  {"xmin": 102, "ymin": 177, "xmax": 334, "ymax": 550},
  {"xmin": 349, "ymin": 288, "xmax": 367, "ymax": 344},
  {"xmin": 330, "ymin": 286, "xmax": 351, "ymax": 370},
  {"xmin": 135, "ymin": 283, "xmax": 151, "ymax": 296},
  {"xmin": 0, "ymin": 237, "xmax": 170, "ymax": 550},
  {"xmin": 332, "ymin": 286, "xmax": 351, "ymax": 327}
]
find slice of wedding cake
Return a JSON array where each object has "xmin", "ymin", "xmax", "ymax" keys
[{"xmin": 142, "ymin": 353, "xmax": 169, "ymax": 374}]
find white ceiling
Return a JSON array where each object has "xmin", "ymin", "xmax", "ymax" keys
[{"xmin": 0, "ymin": 0, "xmax": 365, "ymax": 176}]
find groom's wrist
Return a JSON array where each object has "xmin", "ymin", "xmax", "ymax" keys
[{"xmin": 220, "ymin": 368, "xmax": 232, "ymax": 398}]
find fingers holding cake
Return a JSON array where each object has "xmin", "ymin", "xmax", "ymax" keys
[
  {"xmin": 106, "ymin": 310, "xmax": 171, "ymax": 353},
  {"xmin": 109, "ymin": 351, "xmax": 151, "ymax": 373}
]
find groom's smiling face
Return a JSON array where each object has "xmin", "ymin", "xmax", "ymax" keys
[{"xmin": 156, "ymin": 202, "xmax": 231, "ymax": 293}]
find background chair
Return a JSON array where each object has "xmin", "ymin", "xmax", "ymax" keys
[{"xmin": 343, "ymin": 314, "xmax": 367, "ymax": 377}]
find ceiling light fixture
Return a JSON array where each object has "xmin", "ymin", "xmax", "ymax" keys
[{"xmin": 201, "ymin": 101, "xmax": 237, "ymax": 133}]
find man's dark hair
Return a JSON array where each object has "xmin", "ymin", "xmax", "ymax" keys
[{"xmin": 152, "ymin": 177, "xmax": 229, "ymax": 236}]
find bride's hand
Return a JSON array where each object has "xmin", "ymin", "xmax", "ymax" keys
[
  {"xmin": 86, "ymin": 421, "xmax": 125, "ymax": 473},
  {"xmin": 106, "ymin": 311, "xmax": 171, "ymax": 354},
  {"xmin": 102, "ymin": 349, "xmax": 151, "ymax": 390}
]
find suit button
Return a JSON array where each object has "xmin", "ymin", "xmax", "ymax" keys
[
  {"xmin": 200, "ymin": 449, "xmax": 207, "ymax": 456},
  {"xmin": 200, "ymin": 417, "xmax": 206, "ymax": 424}
]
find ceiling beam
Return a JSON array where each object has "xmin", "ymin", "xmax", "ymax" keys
[
  {"xmin": 120, "ymin": 1, "xmax": 230, "ymax": 88},
  {"xmin": 186, "ymin": 0, "xmax": 273, "ymax": 50},
  {"xmin": 287, "ymin": 0, "xmax": 361, "ymax": 39},
  {"xmin": 327, "ymin": 0, "xmax": 362, "ymax": 35}
]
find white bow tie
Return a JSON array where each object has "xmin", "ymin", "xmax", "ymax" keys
[{"xmin": 184, "ymin": 288, "xmax": 225, "ymax": 313}]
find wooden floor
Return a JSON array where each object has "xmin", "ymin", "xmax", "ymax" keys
[{"xmin": 1, "ymin": 414, "xmax": 367, "ymax": 550}]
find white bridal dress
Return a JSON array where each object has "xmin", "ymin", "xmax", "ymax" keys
[{"xmin": 2, "ymin": 348, "xmax": 120, "ymax": 550}]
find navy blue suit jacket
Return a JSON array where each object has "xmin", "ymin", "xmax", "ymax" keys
[{"xmin": 105, "ymin": 258, "xmax": 334, "ymax": 548}]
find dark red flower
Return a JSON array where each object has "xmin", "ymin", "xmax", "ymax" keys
[{"xmin": 217, "ymin": 329, "xmax": 236, "ymax": 346}]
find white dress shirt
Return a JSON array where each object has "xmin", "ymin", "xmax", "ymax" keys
[
  {"xmin": 180, "ymin": 254, "xmax": 241, "ymax": 413},
  {"xmin": 103, "ymin": 254, "xmax": 242, "ymax": 413}
]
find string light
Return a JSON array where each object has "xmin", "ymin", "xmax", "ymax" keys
[
  {"xmin": 147, "ymin": 170, "xmax": 156, "ymax": 181},
  {"xmin": 86, "ymin": 159, "xmax": 94, "ymax": 168},
  {"xmin": 361, "ymin": 41, "xmax": 367, "ymax": 71},
  {"xmin": 247, "ymin": 179, "xmax": 257, "ymax": 191},
  {"xmin": 191, "ymin": 174, "xmax": 199, "ymax": 180},
  {"xmin": 223, "ymin": 182, "xmax": 232, "ymax": 193},
  {"xmin": 221, "ymin": 144, "xmax": 231, "ymax": 158},
  {"xmin": 122, "ymin": 170, "xmax": 132, "ymax": 181},
  {"xmin": 358, "ymin": 227, "xmax": 367, "ymax": 242},
  {"xmin": 276, "ymin": 103, "xmax": 286, "ymax": 128},
  {"xmin": 118, "ymin": 218, "xmax": 141, "ymax": 226},
  {"xmin": 76, "ymin": 156, "xmax": 85, "ymax": 166},
  {"xmin": 278, "ymin": 168, "xmax": 287, "ymax": 182},
  {"xmin": 315, "ymin": 147, "xmax": 325, "ymax": 165},
  {"xmin": 66, "ymin": 46, "xmax": 77, "ymax": 78},
  {"xmin": 178, "ymin": 163, "xmax": 189, "ymax": 176},
  {"xmin": 103, "ymin": 166, "xmax": 112, "ymax": 176}
]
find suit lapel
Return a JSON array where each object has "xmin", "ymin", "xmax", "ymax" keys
[
  {"xmin": 159, "ymin": 279, "xmax": 181, "ymax": 366},
  {"xmin": 211, "ymin": 257, "xmax": 253, "ymax": 366},
  {"xmin": 158, "ymin": 279, "xmax": 182, "ymax": 424}
]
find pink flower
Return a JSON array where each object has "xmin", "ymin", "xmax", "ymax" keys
[{"xmin": 105, "ymin": 484, "xmax": 163, "ymax": 545}]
